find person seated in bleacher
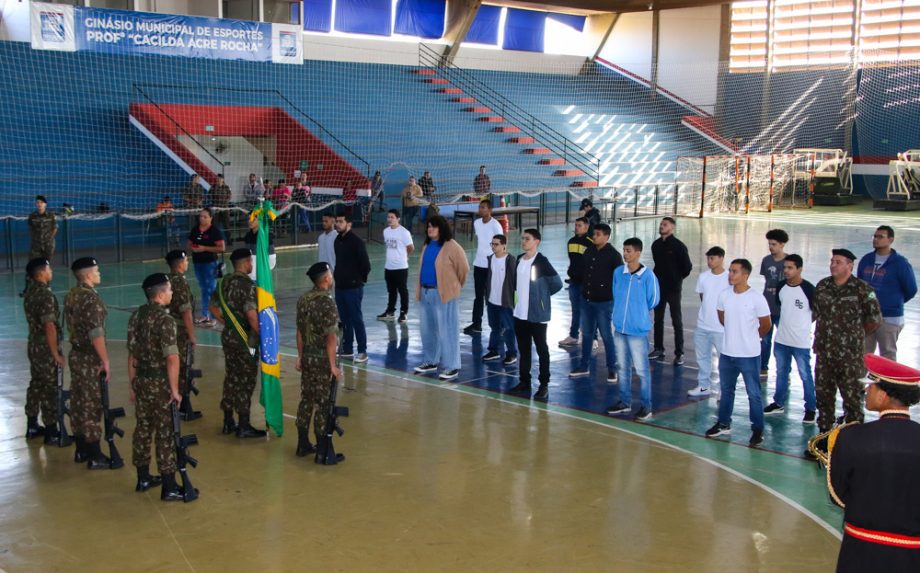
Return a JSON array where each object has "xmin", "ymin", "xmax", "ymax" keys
[
  {"xmin": 292, "ymin": 181, "xmax": 312, "ymax": 232},
  {"xmin": 272, "ymin": 178, "xmax": 291, "ymax": 210}
]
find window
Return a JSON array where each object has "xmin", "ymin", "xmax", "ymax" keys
[
  {"xmin": 860, "ymin": 0, "xmax": 920, "ymax": 62},
  {"xmin": 771, "ymin": 0, "xmax": 855, "ymax": 69},
  {"xmin": 730, "ymin": 1, "xmax": 770, "ymax": 71}
]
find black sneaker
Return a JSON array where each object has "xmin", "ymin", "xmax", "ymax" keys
[
  {"xmin": 439, "ymin": 369, "xmax": 460, "ymax": 381},
  {"xmin": 764, "ymin": 402, "xmax": 784, "ymax": 415},
  {"xmin": 503, "ymin": 354, "xmax": 518, "ymax": 366},
  {"xmin": 634, "ymin": 407, "xmax": 652, "ymax": 422},
  {"xmin": 463, "ymin": 323, "xmax": 482, "ymax": 334},
  {"xmin": 803, "ymin": 410, "xmax": 817, "ymax": 424},
  {"xmin": 377, "ymin": 311, "xmax": 395, "ymax": 321},
  {"xmin": 606, "ymin": 371, "xmax": 618, "ymax": 383},
  {"xmin": 705, "ymin": 422, "xmax": 731, "ymax": 438},
  {"xmin": 569, "ymin": 368, "xmax": 590, "ymax": 378},
  {"xmin": 749, "ymin": 430, "xmax": 764, "ymax": 447},
  {"xmin": 673, "ymin": 354, "xmax": 684, "ymax": 366},
  {"xmin": 414, "ymin": 362, "xmax": 438, "ymax": 374},
  {"xmin": 533, "ymin": 384, "xmax": 549, "ymax": 401},
  {"xmin": 648, "ymin": 348, "xmax": 665, "ymax": 360},
  {"xmin": 482, "ymin": 350, "xmax": 501, "ymax": 361},
  {"xmin": 606, "ymin": 401, "xmax": 630, "ymax": 415},
  {"xmin": 398, "ymin": 312, "xmax": 407, "ymax": 323}
]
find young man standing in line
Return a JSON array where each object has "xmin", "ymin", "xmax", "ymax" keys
[
  {"xmin": 706, "ymin": 259, "xmax": 772, "ymax": 447},
  {"xmin": 317, "ymin": 213, "xmax": 337, "ymax": 272},
  {"xmin": 482, "ymin": 234, "xmax": 517, "ymax": 365},
  {"xmin": 763, "ymin": 254, "xmax": 817, "ymax": 423},
  {"xmin": 464, "ymin": 199, "xmax": 503, "ymax": 335},
  {"xmin": 759, "ymin": 229, "xmax": 789, "ymax": 377},
  {"xmin": 605, "ymin": 238, "xmax": 660, "ymax": 421},
  {"xmin": 333, "ymin": 212, "xmax": 371, "ymax": 363},
  {"xmin": 378, "ymin": 209, "xmax": 414, "ymax": 323},
  {"xmin": 507, "ymin": 229, "xmax": 562, "ymax": 401},
  {"xmin": 559, "ymin": 217, "xmax": 593, "ymax": 347},
  {"xmin": 649, "ymin": 217, "xmax": 692, "ymax": 365},
  {"xmin": 688, "ymin": 246, "xmax": 729, "ymax": 397}
]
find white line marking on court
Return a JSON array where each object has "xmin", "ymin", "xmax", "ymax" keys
[{"xmin": 146, "ymin": 492, "xmax": 199, "ymax": 572}]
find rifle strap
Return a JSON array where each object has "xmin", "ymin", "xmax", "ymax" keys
[{"xmin": 217, "ymin": 278, "xmax": 252, "ymax": 353}]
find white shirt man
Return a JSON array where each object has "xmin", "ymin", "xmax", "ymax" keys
[
  {"xmin": 378, "ymin": 210, "xmax": 414, "ymax": 322},
  {"xmin": 464, "ymin": 199, "xmax": 504, "ymax": 334},
  {"xmin": 689, "ymin": 247, "xmax": 730, "ymax": 397},
  {"xmin": 317, "ymin": 214, "xmax": 337, "ymax": 271}
]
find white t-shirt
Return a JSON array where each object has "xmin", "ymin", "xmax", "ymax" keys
[
  {"xmin": 717, "ymin": 287, "xmax": 770, "ymax": 358},
  {"xmin": 383, "ymin": 225, "xmax": 413, "ymax": 270},
  {"xmin": 317, "ymin": 230, "xmax": 337, "ymax": 271},
  {"xmin": 513, "ymin": 256, "xmax": 536, "ymax": 321},
  {"xmin": 474, "ymin": 217, "xmax": 504, "ymax": 268},
  {"xmin": 489, "ymin": 254, "xmax": 507, "ymax": 306},
  {"xmin": 775, "ymin": 281, "xmax": 815, "ymax": 349},
  {"xmin": 695, "ymin": 269, "xmax": 730, "ymax": 333}
]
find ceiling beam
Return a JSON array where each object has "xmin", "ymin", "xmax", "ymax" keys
[{"xmin": 442, "ymin": 0, "xmax": 483, "ymax": 65}]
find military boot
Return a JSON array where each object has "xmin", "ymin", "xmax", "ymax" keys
[
  {"xmin": 86, "ymin": 440, "xmax": 112, "ymax": 470},
  {"xmin": 135, "ymin": 464, "xmax": 162, "ymax": 492},
  {"xmin": 507, "ymin": 381, "xmax": 532, "ymax": 395},
  {"xmin": 25, "ymin": 416, "xmax": 45, "ymax": 439},
  {"xmin": 181, "ymin": 395, "xmax": 202, "ymax": 421},
  {"xmin": 43, "ymin": 423, "xmax": 60, "ymax": 445},
  {"xmin": 236, "ymin": 414, "xmax": 267, "ymax": 439},
  {"xmin": 73, "ymin": 435, "xmax": 88, "ymax": 463},
  {"xmin": 221, "ymin": 410, "xmax": 238, "ymax": 435},
  {"xmin": 160, "ymin": 473, "xmax": 184, "ymax": 502},
  {"xmin": 295, "ymin": 426, "xmax": 315, "ymax": 457}
]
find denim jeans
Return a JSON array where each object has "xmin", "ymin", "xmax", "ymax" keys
[
  {"xmin": 717, "ymin": 354, "xmax": 764, "ymax": 431},
  {"xmin": 772, "ymin": 342, "xmax": 817, "ymax": 412},
  {"xmin": 486, "ymin": 302, "xmax": 517, "ymax": 356},
  {"xmin": 614, "ymin": 332, "xmax": 652, "ymax": 411},
  {"xmin": 419, "ymin": 288, "xmax": 460, "ymax": 371},
  {"xmin": 403, "ymin": 206, "xmax": 419, "ymax": 232},
  {"xmin": 693, "ymin": 328, "xmax": 723, "ymax": 387},
  {"xmin": 194, "ymin": 260, "xmax": 218, "ymax": 319},
  {"xmin": 567, "ymin": 282, "xmax": 583, "ymax": 339},
  {"xmin": 335, "ymin": 286, "xmax": 367, "ymax": 354},
  {"xmin": 760, "ymin": 315, "xmax": 779, "ymax": 370},
  {"xmin": 579, "ymin": 299, "xmax": 616, "ymax": 371}
]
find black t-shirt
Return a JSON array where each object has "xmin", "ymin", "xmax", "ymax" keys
[
  {"xmin": 188, "ymin": 225, "xmax": 225, "ymax": 264},
  {"xmin": 244, "ymin": 230, "xmax": 275, "ymax": 256}
]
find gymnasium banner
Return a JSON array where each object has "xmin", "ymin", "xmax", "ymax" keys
[{"xmin": 30, "ymin": 3, "xmax": 303, "ymax": 64}]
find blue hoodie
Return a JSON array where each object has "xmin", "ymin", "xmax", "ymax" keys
[
  {"xmin": 612, "ymin": 264, "xmax": 660, "ymax": 336},
  {"xmin": 857, "ymin": 249, "xmax": 917, "ymax": 318}
]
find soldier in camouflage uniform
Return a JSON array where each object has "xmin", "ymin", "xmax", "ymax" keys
[
  {"xmin": 183, "ymin": 174, "xmax": 205, "ymax": 210},
  {"xmin": 166, "ymin": 250, "xmax": 200, "ymax": 420},
  {"xmin": 209, "ymin": 248, "xmax": 265, "ymax": 439},
  {"xmin": 28, "ymin": 195, "xmax": 57, "ymax": 260},
  {"xmin": 128, "ymin": 273, "xmax": 186, "ymax": 501},
  {"xmin": 64, "ymin": 257, "xmax": 113, "ymax": 470},
  {"xmin": 813, "ymin": 249, "xmax": 883, "ymax": 433},
  {"xmin": 295, "ymin": 263, "xmax": 342, "ymax": 456},
  {"xmin": 22, "ymin": 258, "xmax": 65, "ymax": 442}
]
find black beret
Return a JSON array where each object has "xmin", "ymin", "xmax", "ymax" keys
[
  {"xmin": 71, "ymin": 257, "xmax": 98, "ymax": 272},
  {"xmin": 165, "ymin": 250, "xmax": 187, "ymax": 264},
  {"xmin": 142, "ymin": 273, "xmax": 170, "ymax": 290},
  {"xmin": 832, "ymin": 248, "xmax": 857, "ymax": 262},
  {"xmin": 230, "ymin": 248, "xmax": 252, "ymax": 262},
  {"xmin": 307, "ymin": 262, "xmax": 332, "ymax": 282},
  {"xmin": 35, "ymin": 195, "xmax": 48, "ymax": 204},
  {"xmin": 26, "ymin": 258, "xmax": 50, "ymax": 275},
  {"xmin": 580, "ymin": 198, "xmax": 593, "ymax": 207}
]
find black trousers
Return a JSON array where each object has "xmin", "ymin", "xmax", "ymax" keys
[
  {"xmin": 471, "ymin": 265, "xmax": 489, "ymax": 326},
  {"xmin": 384, "ymin": 268, "xmax": 409, "ymax": 314},
  {"xmin": 514, "ymin": 318, "xmax": 549, "ymax": 386},
  {"xmin": 653, "ymin": 287, "xmax": 684, "ymax": 355}
]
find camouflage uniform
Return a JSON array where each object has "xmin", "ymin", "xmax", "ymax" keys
[
  {"xmin": 295, "ymin": 288, "xmax": 339, "ymax": 442},
  {"xmin": 167, "ymin": 271, "xmax": 195, "ymax": 394},
  {"xmin": 127, "ymin": 303, "xmax": 179, "ymax": 474},
  {"xmin": 27, "ymin": 211, "xmax": 56, "ymax": 260},
  {"xmin": 23, "ymin": 280, "xmax": 60, "ymax": 426},
  {"xmin": 209, "ymin": 271, "xmax": 258, "ymax": 416},
  {"xmin": 813, "ymin": 275, "xmax": 882, "ymax": 430},
  {"xmin": 209, "ymin": 183, "xmax": 232, "ymax": 230},
  {"xmin": 183, "ymin": 183, "xmax": 205, "ymax": 210},
  {"xmin": 64, "ymin": 284, "xmax": 107, "ymax": 442}
]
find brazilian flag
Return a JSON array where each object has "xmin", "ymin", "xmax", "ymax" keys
[{"xmin": 251, "ymin": 200, "xmax": 283, "ymax": 436}]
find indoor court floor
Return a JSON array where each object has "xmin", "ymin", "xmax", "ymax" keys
[{"xmin": 1, "ymin": 205, "xmax": 918, "ymax": 571}]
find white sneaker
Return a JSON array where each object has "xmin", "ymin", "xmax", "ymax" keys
[
  {"xmin": 558, "ymin": 336, "xmax": 579, "ymax": 347},
  {"xmin": 592, "ymin": 340, "xmax": 599, "ymax": 352},
  {"xmin": 687, "ymin": 385, "xmax": 711, "ymax": 397}
]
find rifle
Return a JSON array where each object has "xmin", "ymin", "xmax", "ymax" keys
[
  {"xmin": 170, "ymin": 402, "xmax": 200, "ymax": 502},
  {"xmin": 100, "ymin": 372, "xmax": 125, "ymax": 469},
  {"xmin": 315, "ymin": 373, "xmax": 349, "ymax": 465},
  {"xmin": 55, "ymin": 364, "xmax": 73, "ymax": 447},
  {"xmin": 181, "ymin": 342, "xmax": 202, "ymax": 421}
]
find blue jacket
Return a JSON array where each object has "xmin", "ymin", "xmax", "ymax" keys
[
  {"xmin": 612, "ymin": 264, "xmax": 660, "ymax": 335},
  {"xmin": 517, "ymin": 252, "xmax": 563, "ymax": 323},
  {"xmin": 857, "ymin": 249, "xmax": 917, "ymax": 318}
]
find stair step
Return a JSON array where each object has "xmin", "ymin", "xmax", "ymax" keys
[
  {"xmin": 462, "ymin": 106, "xmax": 491, "ymax": 113},
  {"xmin": 451, "ymin": 97, "xmax": 477, "ymax": 103},
  {"xmin": 506, "ymin": 136, "xmax": 536, "ymax": 144},
  {"xmin": 479, "ymin": 116, "xmax": 505, "ymax": 123},
  {"xmin": 424, "ymin": 78, "xmax": 450, "ymax": 84},
  {"xmin": 554, "ymin": 169, "xmax": 585, "ymax": 177},
  {"xmin": 538, "ymin": 158, "xmax": 566, "ymax": 165},
  {"xmin": 437, "ymin": 88, "xmax": 464, "ymax": 94},
  {"xmin": 570, "ymin": 180, "xmax": 599, "ymax": 188},
  {"xmin": 523, "ymin": 147, "xmax": 552, "ymax": 154},
  {"xmin": 492, "ymin": 126, "xmax": 521, "ymax": 133},
  {"xmin": 412, "ymin": 69, "xmax": 437, "ymax": 75}
]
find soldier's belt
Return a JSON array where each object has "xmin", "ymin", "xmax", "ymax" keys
[
  {"xmin": 70, "ymin": 344, "xmax": 93, "ymax": 353},
  {"xmin": 844, "ymin": 523, "xmax": 920, "ymax": 548},
  {"xmin": 136, "ymin": 365, "xmax": 167, "ymax": 378},
  {"xmin": 302, "ymin": 348, "xmax": 328, "ymax": 359}
]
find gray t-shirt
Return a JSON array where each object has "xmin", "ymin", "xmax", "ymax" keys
[{"xmin": 760, "ymin": 255, "xmax": 785, "ymax": 317}]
